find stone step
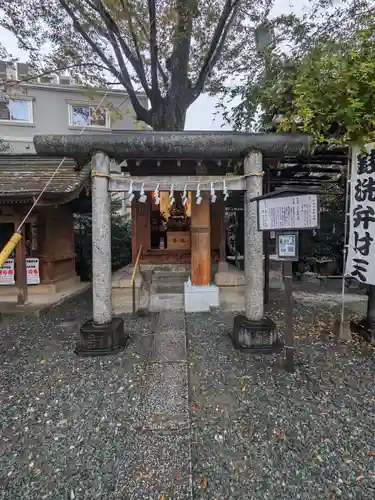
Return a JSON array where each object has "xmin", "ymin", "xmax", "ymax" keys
[
  {"xmin": 149, "ymin": 293, "xmax": 184, "ymax": 312},
  {"xmin": 153, "ymin": 283, "xmax": 185, "ymax": 294},
  {"xmin": 150, "ymin": 264, "xmax": 191, "ymax": 275},
  {"xmin": 151, "ymin": 274, "xmax": 189, "ymax": 294},
  {"xmin": 153, "ymin": 274, "xmax": 189, "ymax": 284}
]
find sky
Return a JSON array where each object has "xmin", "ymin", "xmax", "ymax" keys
[{"xmin": 0, "ymin": 0, "xmax": 306, "ymax": 131}]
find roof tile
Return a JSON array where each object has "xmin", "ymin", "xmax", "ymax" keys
[{"xmin": 0, "ymin": 155, "xmax": 90, "ymax": 196}]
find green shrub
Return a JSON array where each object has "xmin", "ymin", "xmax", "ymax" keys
[{"xmin": 74, "ymin": 211, "xmax": 132, "ymax": 281}]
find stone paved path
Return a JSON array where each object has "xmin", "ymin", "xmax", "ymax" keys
[{"xmin": 116, "ymin": 309, "xmax": 192, "ymax": 498}]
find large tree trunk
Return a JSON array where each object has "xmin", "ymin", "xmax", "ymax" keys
[
  {"xmin": 152, "ymin": 94, "xmax": 190, "ymax": 131},
  {"xmin": 153, "ymin": 111, "xmax": 186, "ymax": 131}
]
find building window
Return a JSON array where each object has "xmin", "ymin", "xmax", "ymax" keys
[
  {"xmin": 0, "ymin": 99, "xmax": 33, "ymax": 123},
  {"xmin": 69, "ymin": 105, "xmax": 109, "ymax": 128}
]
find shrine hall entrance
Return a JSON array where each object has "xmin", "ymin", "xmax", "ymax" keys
[
  {"xmin": 150, "ymin": 191, "xmax": 192, "ymax": 252},
  {"xmin": 132, "ymin": 189, "xmax": 224, "ymax": 265}
]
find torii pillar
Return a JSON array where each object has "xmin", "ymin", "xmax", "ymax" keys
[
  {"xmin": 75, "ymin": 152, "xmax": 128, "ymax": 356},
  {"xmin": 231, "ymin": 151, "xmax": 280, "ymax": 352}
]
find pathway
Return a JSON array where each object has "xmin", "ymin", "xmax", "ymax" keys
[{"xmin": 116, "ymin": 309, "xmax": 192, "ymax": 498}]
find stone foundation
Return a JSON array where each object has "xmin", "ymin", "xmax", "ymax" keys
[
  {"xmin": 0, "ymin": 275, "xmax": 81, "ymax": 296},
  {"xmin": 184, "ymin": 282, "xmax": 219, "ymax": 313},
  {"xmin": 214, "ymin": 264, "xmax": 245, "ymax": 311}
]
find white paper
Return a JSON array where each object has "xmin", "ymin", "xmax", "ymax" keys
[
  {"xmin": 258, "ymin": 194, "xmax": 319, "ymax": 230},
  {"xmin": 0, "ymin": 259, "xmax": 15, "ymax": 285},
  {"xmin": 278, "ymin": 234, "xmax": 297, "ymax": 258},
  {"xmin": 26, "ymin": 258, "xmax": 40, "ymax": 285},
  {"xmin": 346, "ymin": 143, "xmax": 375, "ymax": 284}
]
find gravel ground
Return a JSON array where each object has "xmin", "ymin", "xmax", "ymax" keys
[
  {"xmin": 0, "ymin": 291, "xmax": 157, "ymax": 500},
  {"xmin": 2, "ymin": 290, "xmax": 375, "ymax": 500},
  {"xmin": 187, "ymin": 302, "xmax": 375, "ymax": 500}
]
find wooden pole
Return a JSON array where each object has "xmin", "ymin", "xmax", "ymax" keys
[
  {"xmin": 15, "ymin": 220, "xmax": 27, "ymax": 306},
  {"xmin": 263, "ymin": 164, "xmax": 270, "ymax": 304},
  {"xmin": 191, "ymin": 196, "xmax": 211, "ymax": 286},
  {"xmin": 283, "ymin": 260, "xmax": 295, "ymax": 371}
]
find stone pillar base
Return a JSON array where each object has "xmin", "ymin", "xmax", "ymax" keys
[
  {"xmin": 184, "ymin": 282, "xmax": 219, "ymax": 312},
  {"xmin": 75, "ymin": 317, "xmax": 128, "ymax": 357},
  {"xmin": 350, "ymin": 318, "xmax": 375, "ymax": 345},
  {"xmin": 333, "ymin": 319, "xmax": 352, "ymax": 342},
  {"xmin": 230, "ymin": 315, "xmax": 283, "ymax": 353}
]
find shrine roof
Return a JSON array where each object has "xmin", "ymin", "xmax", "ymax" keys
[
  {"xmin": 0, "ymin": 154, "xmax": 90, "ymax": 199},
  {"xmin": 33, "ymin": 131, "xmax": 311, "ymax": 162},
  {"xmin": 250, "ymin": 187, "xmax": 319, "ymax": 202}
]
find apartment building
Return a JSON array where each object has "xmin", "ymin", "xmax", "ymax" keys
[{"xmin": 0, "ymin": 61, "xmax": 148, "ymax": 154}]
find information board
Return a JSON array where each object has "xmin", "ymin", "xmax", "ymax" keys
[{"xmin": 258, "ymin": 194, "xmax": 319, "ymax": 231}]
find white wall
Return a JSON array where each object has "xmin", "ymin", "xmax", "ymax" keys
[{"xmin": 0, "ymin": 82, "xmax": 148, "ymax": 154}]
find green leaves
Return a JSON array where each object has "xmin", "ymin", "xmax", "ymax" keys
[
  {"xmin": 228, "ymin": 0, "xmax": 375, "ymax": 148},
  {"xmin": 285, "ymin": 18, "xmax": 375, "ymax": 146}
]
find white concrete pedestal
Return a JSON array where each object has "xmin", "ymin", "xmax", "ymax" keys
[{"xmin": 184, "ymin": 282, "xmax": 219, "ymax": 312}]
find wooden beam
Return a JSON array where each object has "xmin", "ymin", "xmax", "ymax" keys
[
  {"xmin": 15, "ymin": 221, "xmax": 27, "ymax": 306},
  {"xmin": 109, "ymin": 175, "xmax": 245, "ymax": 192},
  {"xmin": 0, "ymin": 214, "xmax": 37, "ymax": 224},
  {"xmin": 191, "ymin": 197, "xmax": 211, "ymax": 286}
]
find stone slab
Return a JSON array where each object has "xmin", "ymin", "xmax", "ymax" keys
[
  {"xmin": 112, "ymin": 288, "xmax": 140, "ymax": 314},
  {"xmin": 138, "ymin": 283, "xmax": 150, "ymax": 312},
  {"xmin": 214, "ymin": 268, "xmax": 245, "ymax": 287},
  {"xmin": 149, "ymin": 293, "xmax": 184, "ymax": 312},
  {"xmin": 0, "ymin": 282, "xmax": 91, "ymax": 316},
  {"xmin": 184, "ymin": 283, "xmax": 220, "ymax": 313},
  {"xmin": 137, "ymin": 362, "xmax": 189, "ymax": 431},
  {"xmin": 219, "ymin": 287, "xmax": 245, "ymax": 312},
  {"xmin": 112, "ymin": 275, "xmax": 143, "ymax": 288},
  {"xmin": 0, "ymin": 276, "xmax": 81, "ymax": 296},
  {"xmin": 151, "ymin": 275, "xmax": 187, "ymax": 294},
  {"xmin": 153, "ymin": 310, "xmax": 186, "ymax": 362}
]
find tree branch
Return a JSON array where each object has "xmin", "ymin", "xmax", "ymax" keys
[
  {"xmin": 86, "ymin": 0, "xmax": 151, "ymax": 98},
  {"xmin": 59, "ymin": 0, "xmax": 150, "ymax": 124},
  {"xmin": 148, "ymin": 0, "xmax": 162, "ymax": 112},
  {"xmin": 123, "ymin": 0, "xmax": 148, "ymax": 89},
  {"xmin": 193, "ymin": 0, "xmax": 241, "ymax": 97},
  {"xmin": 120, "ymin": 0, "xmax": 169, "ymax": 89}
]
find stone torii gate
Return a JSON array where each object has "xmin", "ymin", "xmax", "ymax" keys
[{"xmin": 33, "ymin": 131, "xmax": 310, "ymax": 354}]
